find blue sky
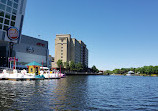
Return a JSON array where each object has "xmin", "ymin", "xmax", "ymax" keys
[{"xmin": 22, "ymin": 0, "xmax": 158, "ymax": 70}]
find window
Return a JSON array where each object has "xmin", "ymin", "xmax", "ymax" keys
[
  {"xmin": 7, "ymin": 0, "xmax": 12, "ymax": 7},
  {"xmin": 0, "ymin": 17, "xmax": 3, "ymax": 23},
  {"xmin": 12, "ymin": 15, "xmax": 16, "ymax": 21},
  {"xmin": 1, "ymin": 0, "xmax": 6, "ymax": 4},
  {"xmin": 11, "ymin": 21, "xmax": 15, "ymax": 26},
  {"xmin": 0, "ymin": 11, "xmax": 4, "ymax": 17},
  {"xmin": 61, "ymin": 53, "xmax": 63, "ymax": 55},
  {"xmin": 14, "ymin": 0, "xmax": 18, "ymax": 3},
  {"xmin": 12, "ymin": 9, "xmax": 17, "ymax": 15},
  {"xmin": 13, "ymin": 3, "xmax": 18, "ymax": 9},
  {"xmin": 31, "ymin": 68, "xmax": 33, "ymax": 72},
  {"xmin": 0, "ymin": 24, "xmax": 2, "ymax": 29},
  {"xmin": 3, "ymin": 25, "xmax": 9, "ymax": 31},
  {"xmin": 5, "ymin": 13, "xmax": 10, "ymax": 19},
  {"xmin": 4, "ymin": 19, "xmax": 9, "ymax": 25},
  {"xmin": 61, "ymin": 47, "xmax": 63, "ymax": 49},
  {"xmin": 6, "ymin": 6, "xmax": 11, "ymax": 13},
  {"xmin": 0, "ymin": 3, "xmax": 5, "ymax": 10},
  {"xmin": 61, "ymin": 50, "xmax": 63, "ymax": 52},
  {"xmin": 61, "ymin": 56, "xmax": 63, "ymax": 58}
]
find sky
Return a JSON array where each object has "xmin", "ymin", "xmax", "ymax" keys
[{"xmin": 22, "ymin": 0, "xmax": 158, "ymax": 70}]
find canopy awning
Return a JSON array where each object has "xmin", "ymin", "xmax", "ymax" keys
[{"xmin": 25, "ymin": 61, "xmax": 42, "ymax": 66}]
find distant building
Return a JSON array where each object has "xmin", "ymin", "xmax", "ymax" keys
[
  {"xmin": 48, "ymin": 55, "xmax": 54, "ymax": 68},
  {"xmin": 53, "ymin": 34, "xmax": 88, "ymax": 68}
]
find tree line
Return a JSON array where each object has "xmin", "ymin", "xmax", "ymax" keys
[
  {"xmin": 57, "ymin": 60, "xmax": 99, "ymax": 73},
  {"xmin": 104, "ymin": 65, "xmax": 158, "ymax": 75}
]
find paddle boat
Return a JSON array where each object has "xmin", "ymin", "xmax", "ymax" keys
[
  {"xmin": 0, "ymin": 61, "xmax": 45, "ymax": 80},
  {"xmin": 40, "ymin": 67, "xmax": 66, "ymax": 79}
]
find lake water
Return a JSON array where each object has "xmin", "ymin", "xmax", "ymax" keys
[{"xmin": 0, "ymin": 75, "xmax": 158, "ymax": 111}]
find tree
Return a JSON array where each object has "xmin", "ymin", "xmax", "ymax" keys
[
  {"xmin": 91, "ymin": 65, "xmax": 99, "ymax": 73},
  {"xmin": 57, "ymin": 59, "xmax": 63, "ymax": 68},
  {"xmin": 70, "ymin": 61, "xmax": 76, "ymax": 71},
  {"xmin": 76, "ymin": 62, "xmax": 83, "ymax": 72},
  {"xmin": 113, "ymin": 69, "xmax": 121, "ymax": 74},
  {"xmin": 104, "ymin": 70, "xmax": 113, "ymax": 75},
  {"xmin": 64, "ymin": 62, "xmax": 70, "ymax": 71}
]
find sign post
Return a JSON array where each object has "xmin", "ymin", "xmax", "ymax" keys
[
  {"xmin": 7, "ymin": 27, "xmax": 19, "ymax": 68},
  {"xmin": 8, "ymin": 57, "xmax": 18, "ymax": 69}
]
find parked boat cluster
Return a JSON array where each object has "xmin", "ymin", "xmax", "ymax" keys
[{"xmin": 0, "ymin": 68, "xmax": 66, "ymax": 81}]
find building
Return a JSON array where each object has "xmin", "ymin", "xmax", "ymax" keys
[
  {"xmin": 14, "ymin": 35, "xmax": 49, "ymax": 67},
  {"xmin": 54, "ymin": 34, "xmax": 71, "ymax": 64},
  {"xmin": 48, "ymin": 55, "xmax": 54, "ymax": 68},
  {"xmin": 53, "ymin": 34, "xmax": 88, "ymax": 68},
  {"xmin": 0, "ymin": 0, "xmax": 49, "ymax": 67},
  {"xmin": 0, "ymin": 0, "xmax": 27, "ymax": 41},
  {"xmin": 0, "ymin": 34, "xmax": 49, "ymax": 67},
  {"xmin": 0, "ymin": 0, "xmax": 27, "ymax": 67}
]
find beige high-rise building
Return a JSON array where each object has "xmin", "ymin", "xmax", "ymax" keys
[{"xmin": 52, "ymin": 34, "xmax": 88, "ymax": 68}]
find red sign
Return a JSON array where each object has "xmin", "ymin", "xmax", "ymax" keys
[
  {"xmin": 7, "ymin": 27, "xmax": 19, "ymax": 41},
  {"xmin": 9, "ymin": 57, "xmax": 18, "ymax": 62},
  {"xmin": 36, "ymin": 43, "xmax": 45, "ymax": 47}
]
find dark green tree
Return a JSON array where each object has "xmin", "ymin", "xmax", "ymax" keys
[
  {"xmin": 76, "ymin": 62, "xmax": 83, "ymax": 72},
  {"xmin": 64, "ymin": 62, "xmax": 70, "ymax": 71},
  {"xmin": 91, "ymin": 65, "xmax": 99, "ymax": 73},
  {"xmin": 70, "ymin": 61, "xmax": 76, "ymax": 71},
  {"xmin": 57, "ymin": 59, "xmax": 63, "ymax": 68}
]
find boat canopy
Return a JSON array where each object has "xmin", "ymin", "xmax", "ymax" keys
[{"xmin": 25, "ymin": 61, "xmax": 42, "ymax": 66}]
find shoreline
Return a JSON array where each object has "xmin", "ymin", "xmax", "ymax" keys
[{"xmin": 110, "ymin": 74, "xmax": 158, "ymax": 77}]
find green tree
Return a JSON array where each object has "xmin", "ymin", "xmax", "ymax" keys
[
  {"xmin": 57, "ymin": 59, "xmax": 63, "ymax": 68},
  {"xmin": 104, "ymin": 70, "xmax": 113, "ymax": 75},
  {"xmin": 153, "ymin": 66, "xmax": 158, "ymax": 74},
  {"xmin": 91, "ymin": 65, "xmax": 99, "ymax": 73},
  {"xmin": 76, "ymin": 62, "xmax": 83, "ymax": 72},
  {"xmin": 113, "ymin": 69, "xmax": 121, "ymax": 74},
  {"xmin": 70, "ymin": 61, "xmax": 76, "ymax": 71},
  {"xmin": 64, "ymin": 62, "xmax": 70, "ymax": 71}
]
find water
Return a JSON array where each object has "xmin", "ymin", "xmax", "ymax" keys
[{"xmin": 0, "ymin": 75, "xmax": 158, "ymax": 111}]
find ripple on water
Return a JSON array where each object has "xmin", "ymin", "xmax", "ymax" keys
[{"xmin": 0, "ymin": 76, "xmax": 158, "ymax": 110}]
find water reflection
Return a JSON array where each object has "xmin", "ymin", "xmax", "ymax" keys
[{"xmin": 49, "ymin": 76, "xmax": 89, "ymax": 110}]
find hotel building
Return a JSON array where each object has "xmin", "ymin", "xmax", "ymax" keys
[{"xmin": 53, "ymin": 34, "xmax": 88, "ymax": 68}]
